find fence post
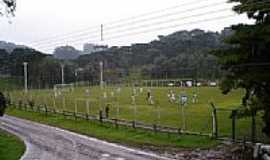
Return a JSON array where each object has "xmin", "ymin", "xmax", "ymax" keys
[
  {"xmin": 85, "ymin": 113, "xmax": 89, "ymax": 120},
  {"xmin": 62, "ymin": 96, "xmax": 66, "ymax": 111},
  {"xmin": 105, "ymin": 105, "xmax": 110, "ymax": 119},
  {"xmin": 18, "ymin": 100, "xmax": 22, "ymax": 110},
  {"xmin": 44, "ymin": 105, "xmax": 48, "ymax": 116},
  {"xmin": 99, "ymin": 110, "xmax": 103, "ymax": 123},
  {"xmin": 155, "ymin": 102, "xmax": 161, "ymax": 126},
  {"xmin": 114, "ymin": 119, "xmax": 118, "ymax": 128},
  {"xmin": 153, "ymin": 124, "xmax": 157, "ymax": 133},
  {"xmin": 63, "ymin": 110, "xmax": 66, "ymax": 117},
  {"xmin": 24, "ymin": 103, "xmax": 27, "ymax": 111},
  {"xmin": 73, "ymin": 112, "xmax": 77, "ymax": 120},
  {"xmin": 86, "ymin": 100, "xmax": 90, "ymax": 116},
  {"xmin": 251, "ymin": 111, "xmax": 256, "ymax": 143},
  {"xmin": 210, "ymin": 103, "xmax": 218, "ymax": 138},
  {"xmin": 132, "ymin": 120, "xmax": 136, "ymax": 129},
  {"xmin": 37, "ymin": 105, "xmax": 41, "ymax": 113},
  {"xmin": 53, "ymin": 98, "xmax": 56, "ymax": 111},
  {"xmin": 75, "ymin": 99, "xmax": 78, "ymax": 114},
  {"xmin": 116, "ymin": 102, "xmax": 120, "ymax": 119},
  {"xmin": 231, "ymin": 109, "xmax": 237, "ymax": 142}
]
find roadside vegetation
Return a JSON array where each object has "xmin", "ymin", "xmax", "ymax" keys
[
  {"xmin": 7, "ymin": 108, "xmax": 218, "ymax": 149},
  {"xmin": 0, "ymin": 129, "xmax": 25, "ymax": 160}
]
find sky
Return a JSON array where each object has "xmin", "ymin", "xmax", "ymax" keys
[{"xmin": 0, "ymin": 0, "xmax": 253, "ymax": 54}]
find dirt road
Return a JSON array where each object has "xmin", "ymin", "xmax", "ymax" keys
[{"xmin": 0, "ymin": 115, "xmax": 172, "ymax": 160}]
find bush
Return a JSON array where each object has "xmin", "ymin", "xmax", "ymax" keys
[{"xmin": 0, "ymin": 92, "xmax": 7, "ymax": 116}]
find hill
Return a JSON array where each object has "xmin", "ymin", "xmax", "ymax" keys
[
  {"xmin": 0, "ymin": 28, "xmax": 231, "ymax": 88},
  {"xmin": 77, "ymin": 29, "xmax": 230, "ymax": 81},
  {"xmin": 0, "ymin": 41, "xmax": 28, "ymax": 53},
  {"xmin": 53, "ymin": 45, "xmax": 81, "ymax": 60}
]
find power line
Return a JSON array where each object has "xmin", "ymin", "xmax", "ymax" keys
[
  {"xmin": 104, "ymin": 8, "xmax": 232, "ymax": 36},
  {"xmin": 31, "ymin": 0, "xmax": 269, "ymax": 46},
  {"xmin": 29, "ymin": 0, "xmax": 224, "ymax": 45},
  {"xmin": 34, "ymin": 8, "xmax": 233, "ymax": 50},
  {"xmin": 29, "ymin": 26, "xmax": 100, "ymax": 45},
  {"xmin": 103, "ymin": 0, "xmax": 218, "ymax": 25},
  {"xmin": 37, "ymin": 13, "xmax": 237, "ymax": 52},
  {"xmin": 33, "ymin": 3, "xmax": 231, "ymax": 48},
  {"xmin": 103, "ymin": 1, "xmax": 228, "ymax": 31},
  {"xmin": 104, "ymin": 0, "xmax": 270, "ymax": 34},
  {"xmin": 33, "ymin": 1, "xmax": 270, "ymax": 52},
  {"xmin": 105, "ymin": 6, "xmax": 270, "ymax": 43},
  {"xmin": 105, "ymin": 14, "xmax": 237, "ymax": 42},
  {"xmin": 33, "ymin": 13, "xmax": 244, "ymax": 52},
  {"xmin": 31, "ymin": 0, "xmax": 269, "ymax": 49},
  {"xmin": 32, "ymin": 34, "xmax": 100, "ymax": 48},
  {"xmin": 35, "ymin": 5, "xmax": 244, "ymax": 50}
]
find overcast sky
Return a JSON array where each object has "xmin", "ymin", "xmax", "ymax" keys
[{"xmin": 0, "ymin": 0, "xmax": 253, "ymax": 53}]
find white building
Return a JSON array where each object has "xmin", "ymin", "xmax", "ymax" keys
[{"xmin": 83, "ymin": 43, "xmax": 108, "ymax": 54}]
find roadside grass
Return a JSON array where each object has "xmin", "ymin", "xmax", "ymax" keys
[
  {"xmin": 7, "ymin": 108, "xmax": 218, "ymax": 149},
  {"xmin": 0, "ymin": 128, "xmax": 25, "ymax": 160}
]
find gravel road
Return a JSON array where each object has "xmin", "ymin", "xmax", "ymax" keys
[{"xmin": 0, "ymin": 115, "xmax": 173, "ymax": 160}]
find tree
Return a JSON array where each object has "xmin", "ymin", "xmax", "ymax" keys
[
  {"xmin": 0, "ymin": 0, "xmax": 16, "ymax": 16},
  {"xmin": 213, "ymin": 0, "xmax": 270, "ymax": 136}
]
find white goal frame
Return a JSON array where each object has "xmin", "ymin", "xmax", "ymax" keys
[{"xmin": 53, "ymin": 83, "xmax": 74, "ymax": 92}]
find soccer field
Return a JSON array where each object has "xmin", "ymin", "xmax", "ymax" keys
[{"xmin": 8, "ymin": 86, "xmax": 268, "ymax": 142}]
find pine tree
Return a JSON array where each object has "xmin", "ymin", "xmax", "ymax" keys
[{"xmin": 213, "ymin": 0, "xmax": 270, "ymax": 136}]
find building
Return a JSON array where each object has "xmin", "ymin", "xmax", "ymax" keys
[{"xmin": 83, "ymin": 43, "xmax": 108, "ymax": 54}]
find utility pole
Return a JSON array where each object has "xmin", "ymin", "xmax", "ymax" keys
[
  {"xmin": 101, "ymin": 24, "xmax": 104, "ymax": 41},
  {"xmin": 100, "ymin": 61, "xmax": 104, "ymax": 89},
  {"xmin": 23, "ymin": 62, "xmax": 28, "ymax": 93},
  {"xmin": 61, "ymin": 64, "xmax": 65, "ymax": 85}
]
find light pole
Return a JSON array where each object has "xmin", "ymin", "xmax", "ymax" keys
[
  {"xmin": 23, "ymin": 62, "xmax": 28, "ymax": 93},
  {"xmin": 61, "ymin": 64, "xmax": 65, "ymax": 85},
  {"xmin": 99, "ymin": 61, "xmax": 103, "ymax": 89}
]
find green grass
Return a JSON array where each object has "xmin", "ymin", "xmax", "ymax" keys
[
  {"xmin": 7, "ymin": 86, "xmax": 269, "ymax": 142},
  {"xmin": 0, "ymin": 129, "xmax": 25, "ymax": 160},
  {"xmin": 7, "ymin": 108, "xmax": 218, "ymax": 149}
]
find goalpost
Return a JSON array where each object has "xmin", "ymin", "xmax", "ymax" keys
[{"xmin": 53, "ymin": 84, "xmax": 74, "ymax": 93}]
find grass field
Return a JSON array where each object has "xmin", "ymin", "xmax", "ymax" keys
[
  {"xmin": 7, "ymin": 86, "xmax": 269, "ymax": 142},
  {"xmin": 0, "ymin": 129, "xmax": 25, "ymax": 160}
]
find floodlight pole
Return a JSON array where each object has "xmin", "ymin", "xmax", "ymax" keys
[
  {"xmin": 100, "ymin": 61, "xmax": 104, "ymax": 89},
  {"xmin": 61, "ymin": 64, "xmax": 65, "ymax": 85},
  {"xmin": 23, "ymin": 62, "xmax": 28, "ymax": 93},
  {"xmin": 101, "ymin": 24, "xmax": 104, "ymax": 41}
]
